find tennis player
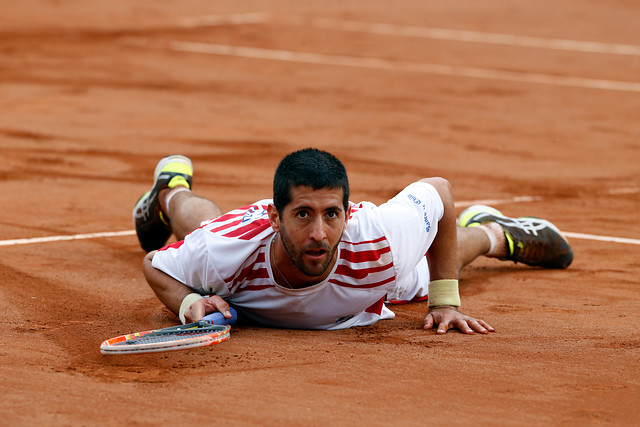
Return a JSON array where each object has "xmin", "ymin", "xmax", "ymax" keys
[{"xmin": 134, "ymin": 149, "xmax": 572, "ymax": 334}]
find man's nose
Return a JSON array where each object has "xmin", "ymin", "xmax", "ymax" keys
[{"xmin": 309, "ymin": 217, "xmax": 328, "ymax": 241}]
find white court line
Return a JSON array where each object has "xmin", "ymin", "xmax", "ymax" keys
[
  {"xmin": 563, "ymin": 232, "xmax": 640, "ymax": 245},
  {"xmin": 608, "ymin": 187, "xmax": 640, "ymax": 195},
  {"xmin": 122, "ymin": 38, "xmax": 640, "ymax": 93},
  {"xmin": 0, "ymin": 230, "xmax": 135, "ymax": 247},
  {"xmin": 178, "ymin": 12, "xmax": 269, "ymax": 28},
  {"xmin": 455, "ymin": 196, "xmax": 543, "ymax": 208},
  {"xmin": 308, "ymin": 18, "xmax": 640, "ymax": 57},
  {"xmin": 174, "ymin": 13, "xmax": 640, "ymax": 57},
  {"xmin": 1, "ymin": 191, "xmax": 639, "ymax": 247},
  {"xmin": 455, "ymin": 187, "xmax": 640, "ymax": 206},
  {"xmin": 1, "ymin": 226, "xmax": 638, "ymax": 247}
]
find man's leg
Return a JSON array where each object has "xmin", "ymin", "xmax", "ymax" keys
[
  {"xmin": 159, "ymin": 188, "xmax": 222, "ymax": 241},
  {"xmin": 456, "ymin": 226, "xmax": 492, "ymax": 275}
]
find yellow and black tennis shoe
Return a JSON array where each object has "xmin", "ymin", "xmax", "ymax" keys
[
  {"xmin": 458, "ymin": 204, "xmax": 573, "ymax": 269},
  {"xmin": 133, "ymin": 155, "xmax": 193, "ymax": 252}
]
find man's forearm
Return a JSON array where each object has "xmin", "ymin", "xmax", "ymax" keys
[
  {"xmin": 142, "ymin": 251, "xmax": 196, "ymax": 315},
  {"xmin": 420, "ymin": 177, "xmax": 458, "ymax": 280}
]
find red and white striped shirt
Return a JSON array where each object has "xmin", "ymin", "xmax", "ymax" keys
[{"xmin": 153, "ymin": 182, "xmax": 443, "ymax": 329}]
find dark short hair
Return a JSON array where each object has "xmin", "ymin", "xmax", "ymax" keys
[{"xmin": 273, "ymin": 148, "xmax": 350, "ymax": 213}]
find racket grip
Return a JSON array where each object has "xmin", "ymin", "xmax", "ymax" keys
[{"xmin": 201, "ymin": 307, "xmax": 237, "ymax": 326}]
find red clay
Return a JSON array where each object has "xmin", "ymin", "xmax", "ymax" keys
[{"xmin": 1, "ymin": 1, "xmax": 639, "ymax": 425}]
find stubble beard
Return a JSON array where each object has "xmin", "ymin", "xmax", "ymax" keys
[{"xmin": 279, "ymin": 227, "xmax": 342, "ymax": 278}]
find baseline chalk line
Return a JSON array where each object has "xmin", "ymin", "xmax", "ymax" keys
[
  {"xmin": 1, "ymin": 227, "xmax": 637, "ymax": 248},
  {"xmin": 455, "ymin": 196, "xmax": 543, "ymax": 208},
  {"xmin": 2, "ymin": 189, "xmax": 638, "ymax": 247},
  {"xmin": 121, "ymin": 38, "xmax": 640, "ymax": 93},
  {"xmin": 0, "ymin": 230, "xmax": 135, "ymax": 247},
  {"xmin": 178, "ymin": 12, "xmax": 269, "ymax": 28},
  {"xmin": 173, "ymin": 13, "xmax": 640, "ymax": 57},
  {"xmin": 307, "ymin": 18, "xmax": 640, "ymax": 57},
  {"xmin": 563, "ymin": 232, "xmax": 640, "ymax": 245}
]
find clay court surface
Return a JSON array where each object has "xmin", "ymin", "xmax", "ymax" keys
[{"xmin": 2, "ymin": 1, "xmax": 639, "ymax": 425}]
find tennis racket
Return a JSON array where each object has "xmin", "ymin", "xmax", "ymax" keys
[{"xmin": 100, "ymin": 320, "xmax": 230, "ymax": 355}]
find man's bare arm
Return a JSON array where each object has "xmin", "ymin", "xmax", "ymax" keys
[
  {"xmin": 143, "ymin": 251, "xmax": 232, "ymax": 323},
  {"xmin": 143, "ymin": 251, "xmax": 194, "ymax": 315},
  {"xmin": 418, "ymin": 178, "xmax": 494, "ymax": 335}
]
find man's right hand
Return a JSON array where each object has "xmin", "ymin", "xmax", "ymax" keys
[{"xmin": 183, "ymin": 295, "xmax": 233, "ymax": 324}]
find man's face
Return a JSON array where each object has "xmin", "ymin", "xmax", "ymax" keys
[{"xmin": 271, "ymin": 186, "xmax": 348, "ymax": 278}]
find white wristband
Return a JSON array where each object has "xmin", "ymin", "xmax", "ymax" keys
[
  {"xmin": 178, "ymin": 293, "xmax": 204, "ymax": 324},
  {"xmin": 428, "ymin": 279, "xmax": 461, "ymax": 307}
]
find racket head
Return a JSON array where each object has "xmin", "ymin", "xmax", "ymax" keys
[{"xmin": 100, "ymin": 321, "xmax": 230, "ymax": 355}]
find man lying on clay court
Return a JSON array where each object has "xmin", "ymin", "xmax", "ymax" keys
[{"xmin": 134, "ymin": 148, "xmax": 573, "ymax": 334}]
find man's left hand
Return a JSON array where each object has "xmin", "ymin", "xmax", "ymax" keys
[{"xmin": 423, "ymin": 306, "xmax": 494, "ymax": 335}]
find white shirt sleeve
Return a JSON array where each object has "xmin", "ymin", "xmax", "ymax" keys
[
  {"xmin": 371, "ymin": 182, "xmax": 444, "ymax": 282},
  {"xmin": 151, "ymin": 228, "xmax": 230, "ymax": 298}
]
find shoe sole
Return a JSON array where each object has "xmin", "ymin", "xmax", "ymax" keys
[
  {"xmin": 153, "ymin": 155, "xmax": 193, "ymax": 180},
  {"xmin": 132, "ymin": 154, "xmax": 193, "ymax": 218},
  {"xmin": 133, "ymin": 155, "xmax": 194, "ymax": 221}
]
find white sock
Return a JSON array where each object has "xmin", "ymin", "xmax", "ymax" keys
[
  {"xmin": 164, "ymin": 187, "xmax": 191, "ymax": 218},
  {"xmin": 478, "ymin": 223, "xmax": 507, "ymax": 258}
]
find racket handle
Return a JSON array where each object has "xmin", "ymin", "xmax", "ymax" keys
[{"xmin": 201, "ymin": 307, "xmax": 237, "ymax": 326}]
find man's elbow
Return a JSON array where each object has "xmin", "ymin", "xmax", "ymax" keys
[
  {"xmin": 419, "ymin": 177, "xmax": 450, "ymax": 194},
  {"xmin": 419, "ymin": 177, "xmax": 453, "ymax": 206}
]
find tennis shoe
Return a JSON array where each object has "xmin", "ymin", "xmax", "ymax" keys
[
  {"xmin": 458, "ymin": 204, "xmax": 573, "ymax": 269},
  {"xmin": 133, "ymin": 155, "xmax": 193, "ymax": 252}
]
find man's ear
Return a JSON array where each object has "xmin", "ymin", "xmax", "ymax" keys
[{"xmin": 267, "ymin": 203, "xmax": 280, "ymax": 232}]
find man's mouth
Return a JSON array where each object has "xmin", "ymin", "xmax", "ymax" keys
[{"xmin": 305, "ymin": 249, "xmax": 327, "ymax": 259}]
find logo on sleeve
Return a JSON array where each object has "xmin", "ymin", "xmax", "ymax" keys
[{"xmin": 242, "ymin": 205, "xmax": 267, "ymax": 223}]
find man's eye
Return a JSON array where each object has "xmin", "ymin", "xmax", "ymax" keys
[
  {"xmin": 297, "ymin": 211, "xmax": 309, "ymax": 219},
  {"xmin": 327, "ymin": 211, "xmax": 339, "ymax": 219}
]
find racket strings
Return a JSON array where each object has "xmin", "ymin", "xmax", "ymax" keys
[
  {"xmin": 101, "ymin": 323, "xmax": 230, "ymax": 354},
  {"xmin": 116, "ymin": 328, "xmax": 226, "ymax": 346}
]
